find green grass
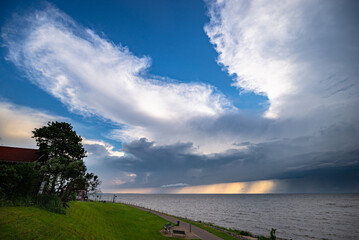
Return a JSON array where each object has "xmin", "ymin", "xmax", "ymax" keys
[
  {"xmin": 0, "ymin": 201, "xmax": 177, "ymax": 240},
  {"xmin": 199, "ymin": 222, "xmax": 254, "ymax": 237}
]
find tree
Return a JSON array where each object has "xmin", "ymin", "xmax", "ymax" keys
[{"xmin": 33, "ymin": 121, "xmax": 100, "ymax": 202}]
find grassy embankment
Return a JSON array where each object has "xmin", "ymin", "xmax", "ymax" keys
[
  {"xmin": 0, "ymin": 201, "xmax": 258, "ymax": 240},
  {"xmin": 0, "ymin": 201, "xmax": 177, "ymax": 240}
]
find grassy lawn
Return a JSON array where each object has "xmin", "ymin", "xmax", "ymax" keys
[{"xmin": 0, "ymin": 201, "xmax": 176, "ymax": 240}]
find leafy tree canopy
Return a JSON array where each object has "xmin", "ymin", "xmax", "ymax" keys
[{"xmin": 33, "ymin": 121, "xmax": 100, "ymax": 202}]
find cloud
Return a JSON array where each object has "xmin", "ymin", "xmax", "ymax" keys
[
  {"xmin": 84, "ymin": 132, "xmax": 359, "ymax": 192},
  {"xmin": 2, "ymin": 3, "xmax": 233, "ymax": 153},
  {"xmin": 112, "ymin": 173, "xmax": 136, "ymax": 186},
  {"xmin": 161, "ymin": 183, "xmax": 189, "ymax": 188},
  {"xmin": 0, "ymin": 101, "xmax": 63, "ymax": 148},
  {"xmin": 205, "ymin": 0, "xmax": 359, "ymax": 119},
  {"xmin": 4, "ymin": 3, "xmax": 357, "ymax": 155},
  {"xmin": 83, "ymin": 139, "xmax": 124, "ymax": 157},
  {"xmin": 0, "ymin": 103, "xmax": 353, "ymax": 192}
]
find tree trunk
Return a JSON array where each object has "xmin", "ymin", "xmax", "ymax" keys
[{"xmin": 50, "ymin": 174, "xmax": 58, "ymax": 193}]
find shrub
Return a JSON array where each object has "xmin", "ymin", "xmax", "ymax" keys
[
  {"xmin": 9, "ymin": 195, "xmax": 34, "ymax": 206},
  {"xmin": 0, "ymin": 198, "xmax": 14, "ymax": 207},
  {"xmin": 0, "ymin": 163, "xmax": 38, "ymax": 207},
  {"xmin": 36, "ymin": 194, "xmax": 65, "ymax": 214},
  {"xmin": 0, "ymin": 163, "xmax": 38, "ymax": 200},
  {"xmin": 259, "ymin": 228, "xmax": 276, "ymax": 240},
  {"xmin": 270, "ymin": 228, "xmax": 276, "ymax": 240},
  {"xmin": 237, "ymin": 230, "xmax": 254, "ymax": 237}
]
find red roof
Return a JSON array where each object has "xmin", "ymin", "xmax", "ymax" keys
[{"xmin": 0, "ymin": 146, "xmax": 40, "ymax": 163}]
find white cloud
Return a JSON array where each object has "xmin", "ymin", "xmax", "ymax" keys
[
  {"xmin": 83, "ymin": 138, "xmax": 124, "ymax": 157},
  {"xmin": 205, "ymin": 0, "xmax": 301, "ymax": 118},
  {"xmin": 0, "ymin": 101, "xmax": 63, "ymax": 148},
  {"xmin": 205, "ymin": 0, "xmax": 359, "ymax": 119},
  {"xmin": 3, "ymin": 5, "xmax": 230, "ymax": 124},
  {"xmin": 2, "ymin": 4, "xmax": 234, "ymax": 153},
  {"xmin": 3, "ymin": 2, "xmax": 358, "ymax": 158}
]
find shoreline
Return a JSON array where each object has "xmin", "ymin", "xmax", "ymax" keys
[
  {"xmin": 92, "ymin": 193, "xmax": 359, "ymax": 240},
  {"xmin": 96, "ymin": 199, "xmax": 290, "ymax": 240}
]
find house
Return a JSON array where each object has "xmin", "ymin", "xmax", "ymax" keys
[
  {"xmin": 0, "ymin": 146, "xmax": 42, "ymax": 196},
  {"xmin": 0, "ymin": 146, "xmax": 87, "ymax": 199},
  {"xmin": 0, "ymin": 146, "xmax": 40, "ymax": 164}
]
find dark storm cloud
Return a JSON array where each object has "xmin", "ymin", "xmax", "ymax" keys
[{"xmin": 84, "ymin": 121, "xmax": 359, "ymax": 192}]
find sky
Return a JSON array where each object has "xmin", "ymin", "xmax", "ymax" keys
[{"xmin": 0, "ymin": 0, "xmax": 358, "ymax": 194}]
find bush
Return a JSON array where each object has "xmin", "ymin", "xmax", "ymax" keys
[
  {"xmin": 9, "ymin": 195, "xmax": 34, "ymax": 206},
  {"xmin": 0, "ymin": 198, "xmax": 14, "ymax": 207},
  {"xmin": 0, "ymin": 163, "xmax": 38, "ymax": 200},
  {"xmin": 36, "ymin": 194, "xmax": 65, "ymax": 214},
  {"xmin": 259, "ymin": 228, "xmax": 276, "ymax": 240},
  {"xmin": 270, "ymin": 228, "xmax": 276, "ymax": 240},
  {"xmin": 237, "ymin": 230, "xmax": 254, "ymax": 237},
  {"xmin": 0, "ymin": 163, "xmax": 38, "ymax": 207}
]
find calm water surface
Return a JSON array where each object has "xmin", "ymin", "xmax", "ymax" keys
[{"xmin": 93, "ymin": 194, "xmax": 359, "ymax": 240}]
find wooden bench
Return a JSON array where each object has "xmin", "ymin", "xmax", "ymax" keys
[{"xmin": 173, "ymin": 229, "xmax": 186, "ymax": 235}]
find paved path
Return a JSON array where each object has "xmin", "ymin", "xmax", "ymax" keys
[{"xmin": 122, "ymin": 203, "xmax": 223, "ymax": 240}]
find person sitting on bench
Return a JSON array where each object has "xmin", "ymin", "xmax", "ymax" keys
[{"xmin": 163, "ymin": 223, "xmax": 173, "ymax": 232}]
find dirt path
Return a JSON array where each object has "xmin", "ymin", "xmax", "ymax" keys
[{"xmin": 122, "ymin": 203, "xmax": 223, "ymax": 240}]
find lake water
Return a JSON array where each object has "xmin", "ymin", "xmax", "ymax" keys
[{"xmin": 92, "ymin": 194, "xmax": 359, "ymax": 240}]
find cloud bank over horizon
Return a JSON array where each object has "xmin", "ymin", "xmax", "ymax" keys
[{"xmin": 1, "ymin": 1, "xmax": 358, "ymax": 193}]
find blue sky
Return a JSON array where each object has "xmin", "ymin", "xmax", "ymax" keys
[{"xmin": 0, "ymin": 0, "xmax": 358, "ymax": 193}]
